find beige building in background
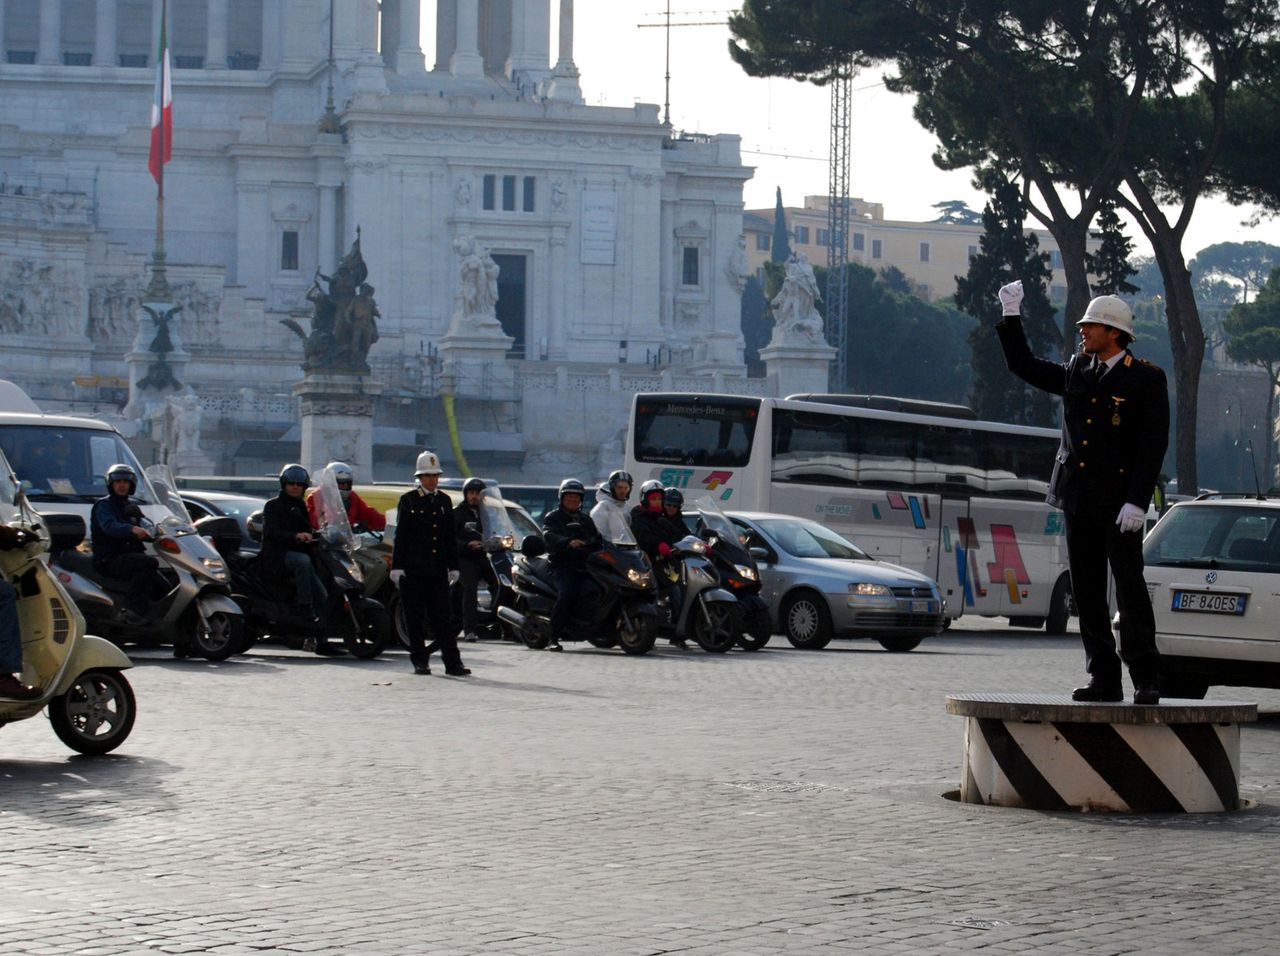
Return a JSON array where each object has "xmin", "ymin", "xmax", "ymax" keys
[{"xmin": 744, "ymin": 195, "xmax": 1088, "ymax": 302}]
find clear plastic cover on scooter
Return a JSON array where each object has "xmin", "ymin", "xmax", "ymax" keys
[
  {"xmin": 591, "ymin": 486, "xmax": 638, "ymax": 547},
  {"xmin": 143, "ymin": 464, "xmax": 198, "ymax": 536},
  {"xmin": 478, "ymin": 486, "xmax": 517, "ymax": 552},
  {"xmin": 691, "ymin": 495, "xmax": 739, "ymax": 546},
  {"xmin": 312, "ymin": 463, "xmax": 357, "ymax": 556}
]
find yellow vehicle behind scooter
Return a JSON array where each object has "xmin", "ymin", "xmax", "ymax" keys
[{"xmin": 0, "ymin": 452, "xmax": 136, "ymax": 755}]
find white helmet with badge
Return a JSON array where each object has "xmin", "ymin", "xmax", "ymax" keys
[
  {"xmin": 414, "ymin": 450, "xmax": 443, "ymax": 477},
  {"xmin": 1077, "ymin": 294, "xmax": 1135, "ymax": 339}
]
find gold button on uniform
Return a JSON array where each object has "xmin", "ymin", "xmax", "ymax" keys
[{"xmin": 1079, "ymin": 462, "xmax": 1086, "ymax": 469}]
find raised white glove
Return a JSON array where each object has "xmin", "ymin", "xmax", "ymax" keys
[
  {"xmin": 997, "ymin": 280, "xmax": 1024, "ymax": 316},
  {"xmin": 390, "ymin": 569, "xmax": 405, "ymax": 586},
  {"xmin": 1116, "ymin": 503, "xmax": 1145, "ymax": 534},
  {"xmin": 448, "ymin": 570, "xmax": 461, "ymax": 586}
]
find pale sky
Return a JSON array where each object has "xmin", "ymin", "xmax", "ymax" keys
[{"xmin": 563, "ymin": 5, "xmax": 1278, "ymax": 262}]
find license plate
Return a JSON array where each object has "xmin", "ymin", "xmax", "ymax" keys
[
  {"xmin": 911, "ymin": 600, "xmax": 935, "ymax": 613},
  {"xmin": 1171, "ymin": 590, "xmax": 1247, "ymax": 615}
]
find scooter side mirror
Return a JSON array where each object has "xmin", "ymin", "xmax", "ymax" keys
[
  {"xmin": 521, "ymin": 534, "xmax": 547, "ymax": 558},
  {"xmin": 246, "ymin": 510, "xmax": 264, "ymax": 544}
]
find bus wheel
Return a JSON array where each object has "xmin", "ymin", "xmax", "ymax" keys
[
  {"xmin": 783, "ymin": 592, "xmax": 832, "ymax": 650},
  {"xmin": 1045, "ymin": 574, "xmax": 1074, "ymax": 634}
]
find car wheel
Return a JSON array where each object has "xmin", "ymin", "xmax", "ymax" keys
[
  {"xmin": 49, "ymin": 669, "xmax": 137, "ymax": 756},
  {"xmin": 1045, "ymin": 573, "xmax": 1073, "ymax": 634},
  {"xmin": 877, "ymin": 635, "xmax": 923, "ymax": 653},
  {"xmin": 782, "ymin": 591, "xmax": 832, "ymax": 649}
]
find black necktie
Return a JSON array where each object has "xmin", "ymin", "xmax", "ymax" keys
[{"xmin": 1092, "ymin": 359, "xmax": 1107, "ymax": 382}]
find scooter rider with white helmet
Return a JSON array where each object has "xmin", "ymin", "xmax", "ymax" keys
[
  {"xmin": 307, "ymin": 460, "xmax": 386, "ymax": 532},
  {"xmin": 391, "ymin": 451, "xmax": 467, "ymax": 676},
  {"xmin": 590, "ymin": 470, "xmax": 633, "ymax": 543}
]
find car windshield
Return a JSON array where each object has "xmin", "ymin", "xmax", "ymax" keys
[
  {"xmin": 0, "ymin": 423, "xmax": 155, "ymax": 504},
  {"xmin": 1144, "ymin": 503, "xmax": 1280, "ymax": 571},
  {"xmin": 198, "ymin": 496, "xmax": 266, "ymax": 520},
  {"xmin": 754, "ymin": 517, "xmax": 869, "ymax": 560}
]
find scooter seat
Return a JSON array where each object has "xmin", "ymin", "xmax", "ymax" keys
[{"xmin": 55, "ymin": 549, "xmax": 129, "ymax": 594}]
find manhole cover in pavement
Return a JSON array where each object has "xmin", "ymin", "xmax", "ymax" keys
[
  {"xmin": 723, "ymin": 779, "xmax": 846, "ymax": 793},
  {"xmin": 950, "ymin": 916, "xmax": 1011, "ymax": 930}
]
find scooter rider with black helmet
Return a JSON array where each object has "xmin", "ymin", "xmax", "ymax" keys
[
  {"xmin": 453, "ymin": 476, "xmax": 498, "ymax": 642},
  {"xmin": 632, "ymin": 479, "xmax": 689, "ymax": 647},
  {"xmin": 261, "ymin": 463, "xmax": 343, "ymax": 656},
  {"xmin": 542, "ymin": 478, "xmax": 602, "ymax": 650},
  {"xmin": 90, "ymin": 464, "xmax": 170, "ymax": 627}
]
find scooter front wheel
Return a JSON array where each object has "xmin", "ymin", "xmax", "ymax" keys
[
  {"xmin": 191, "ymin": 610, "xmax": 245, "ymax": 661},
  {"xmin": 344, "ymin": 602, "xmax": 390, "ymax": 659},
  {"xmin": 618, "ymin": 611, "xmax": 657, "ymax": 656},
  {"xmin": 49, "ymin": 669, "xmax": 136, "ymax": 755},
  {"xmin": 693, "ymin": 602, "xmax": 742, "ymax": 654},
  {"xmin": 738, "ymin": 607, "xmax": 773, "ymax": 651}
]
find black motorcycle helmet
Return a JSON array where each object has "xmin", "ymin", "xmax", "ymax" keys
[
  {"xmin": 462, "ymin": 477, "xmax": 486, "ymax": 496},
  {"xmin": 663, "ymin": 487, "xmax": 684, "ymax": 509},
  {"xmin": 279, "ymin": 463, "xmax": 311, "ymax": 490},
  {"xmin": 606, "ymin": 469, "xmax": 633, "ymax": 500},
  {"xmin": 558, "ymin": 478, "xmax": 586, "ymax": 504},
  {"xmin": 104, "ymin": 463, "xmax": 137, "ymax": 496}
]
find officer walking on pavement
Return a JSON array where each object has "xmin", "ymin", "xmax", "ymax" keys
[
  {"xmin": 391, "ymin": 451, "xmax": 468, "ymax": 676},
  {"xmin": 995, "ymin": 280, "xmax": 1169, "ymax": 704}
]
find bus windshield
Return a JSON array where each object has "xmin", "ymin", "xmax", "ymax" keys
[
  {"xmin": 632, "ymin": 397, "xmax": 760, "ymax": 467},
  {"xmin": 0, "ymin": 424, "xmax": 155, "ymax": 505}
]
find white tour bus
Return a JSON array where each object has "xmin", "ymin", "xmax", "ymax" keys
[{"xmin": 625, "ymin": 392, "xmax": 1071, "ymax": 631}]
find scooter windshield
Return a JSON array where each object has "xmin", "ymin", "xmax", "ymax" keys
[
  {"xmin": 0, "ymin": 447, "xmax": 21, "ymax": 524},
  {"xmin": 312, "ymin": 463, "xmax": 356, "ymax": 554},
  {"xmin": 479, "ymin": 487, "xmax": 517, "ymax": 550},
  {"xmin": 144, "ymin": 464, "xmax": 197, "ymax": 534},
  {"xmin": 692, "ymin": 495, "xmax": 738, "ymax": 544}
]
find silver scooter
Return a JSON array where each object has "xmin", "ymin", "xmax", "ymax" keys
[
  {"xmin": 51, "ymin": 464, "xmax": 245, "ymax": 660},
  {"xmin": 657, "ymin": 533, "xmax": 743, "ymax": 653}
]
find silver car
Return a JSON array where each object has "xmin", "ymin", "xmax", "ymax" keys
[{"xmin": 728, "ymin": 511, "xmax": 945, "ymax": 652}]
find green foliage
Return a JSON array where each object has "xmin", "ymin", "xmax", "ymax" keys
[
  {"xmin": 954, "ymin": 180, "xmax": 1058, "ymax": 427},
  {"xmin": 771, "ymin": 187, "xmax": 791, "ymax": 264},
  {"xmin": 1086, "ymin": 202, "xmax": 1138, "ymax": 297},
  {"xmin": 740, "ymin": 274, "xmax": 770, "ymax": 377},
  {"xmin": 932, "ymin": 200, "xmax": 983, "ymax": 225},
  {"xmin": 1191, "ymin": 242, "xmax": 1280, "ymax": 302},
  {"xmin": 1223, "ymin": 267, "xmax": 1280, "ymax": 481}
]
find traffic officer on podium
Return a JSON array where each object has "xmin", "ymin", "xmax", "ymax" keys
[
  {"xmin": 391, "ymin": 451, "xmax": 468, "ymax": 677},
  {"xmin": 995, "ymin": 281, "xmax": 1169, "ymax": 705}
]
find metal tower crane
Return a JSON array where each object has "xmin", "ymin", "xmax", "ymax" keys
[{"xmin": 825, "ymin": 60, "xmax": 854, "ymax": 392}]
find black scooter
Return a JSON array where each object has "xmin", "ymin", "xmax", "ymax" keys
[
  {"xmin": 692, "ymin": 496, "xmax": 772, "ymax": 651},
  {"xmin": 497, "ymin": 522, "xmax": 658, "ymax": 656}
]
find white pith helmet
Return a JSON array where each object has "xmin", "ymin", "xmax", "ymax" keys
[
  {"xmin": 1077, "ymin": 294, "xmax": 1135, "ymax": 339},
  {"xmin": 414, "ymin": 450, "xmax": 442, "ymax": 476}
]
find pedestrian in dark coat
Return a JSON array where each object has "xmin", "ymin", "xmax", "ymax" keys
[{"xmin": 996, "ymin": 281, "xmax": 1169, "ymax": 704}]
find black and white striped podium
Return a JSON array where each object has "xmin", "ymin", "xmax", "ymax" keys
[{"xmin": 946, "ymin": 693, "xmax": 1257, "ymax": 813}]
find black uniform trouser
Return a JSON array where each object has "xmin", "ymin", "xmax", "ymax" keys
[
  {"xmin": 401, "ymin": 571, "xmax": 463, "ymax": 671},
  {"xmin": 550, "ymin": 566, "xmax": 587, "ymax": 638},
  {"xmin": 457, "ymin": 555, "xmax": 498, "ymax": 632},
  {"xmin": 1065, "ymin": 509, "xmax": 1160, "ymax": 686},
  {"xmin": 98, "ymin": 553, "xmax": 164, "ymax": 616}
]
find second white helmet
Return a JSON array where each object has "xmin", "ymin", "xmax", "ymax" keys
[
  {"xmin": 414, "ymin": 450, "xmax": 443, "ymax": 476},
  {"xmin": 1077, "ymin": 294, "xmax": 1135, "ymax": 339}
]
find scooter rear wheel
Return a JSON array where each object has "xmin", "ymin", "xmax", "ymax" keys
[
  {"xmin": 737, "ymin": 607, "xmax": 773, "ymax": 651},
  {"xmin": 49, "ymin": 669, "xmax": 136, "ymax": 755},
  {"xmin": 344, "ymin": 603, "xmax": 390, "ymax": 659}
]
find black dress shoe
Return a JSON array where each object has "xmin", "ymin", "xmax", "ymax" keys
[
  {"xmin": 1133, "ymin": 683, "xmax": 1161, "ymax": 705},
  {"xmin": 445, "ymin": 667, "xmax": 472, "ymax": 677},
  {"xmin": 413, "ymin": 664, "xmax": 432, "ymax": 675},
  {"xmin": 1071, "ymin": 682, "xmax": 1123, "ymax": 702}
]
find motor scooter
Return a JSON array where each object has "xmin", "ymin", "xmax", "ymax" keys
[
  {"xmin": 0, "ymin": 452, "xmax": 136, "ymax": 755},
  {"xmin": 458, "ymin": 486, "xmax": 518, "ymax": 641},
  {"xmin": 228, "ymin": 465, "xmax": 391, "ymax": 659},
  {"xmin": 498, "ymin": 520, "xmax": 658, "ymax": 655},
  {"xmin": 50, "ymin": 464, "xmax": 245, "ymax": 661},
  {"xmin": 653, "ymin": 530, "xmax": 743, "ymax": 654},
  {"xmin": 691, "ymin": 495, "xmax": 772, "ymax": 651}
]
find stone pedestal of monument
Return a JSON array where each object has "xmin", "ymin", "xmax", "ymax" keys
[
  {"xmin": 760, "ymin": 338, "xmax": 836, "ymax": 399},
  {"xmin": 439, "ymin": 325, "xmax": 516, "ymax": 400},
  {"xmin": 293, "ymin": 372, "xmax": 384, "ymax": 476},
  {"xmin": 123, "ymin": 299, "xmax": 190, "ymax": 419}
]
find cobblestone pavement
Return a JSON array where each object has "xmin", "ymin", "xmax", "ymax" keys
[{"xmin": 3, "ymin": 622, "xmax": 1280, "ymax": 955}]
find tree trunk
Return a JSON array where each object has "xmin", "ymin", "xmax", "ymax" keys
[
  {"xmin": 1152, "ymin": 249, "xmax": 1205, "ymax": 494},
  {"xmin": 1266, "ymin": 366, "xmax": 1277, "ymax": 491},
  {"xmin": 1056, "ymin": 231, "xmax": 1093, "ymax": 361}
]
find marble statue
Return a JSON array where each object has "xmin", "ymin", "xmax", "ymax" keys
[
  {"xmin": 770, "ymin": 253, "xmax": 825, "ymax": 345},
  {"xmin": 168, "ymin": 389, "xmax": 203, "ymax": 453},
  {"xmin": 450, "ymin": 235, "xmax": 502, "ymax": 331},
  {"xmin": 725, "ymin": 234, "xmax": 750, "ymax": 294}
]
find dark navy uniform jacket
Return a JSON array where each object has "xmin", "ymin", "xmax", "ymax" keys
[
  {"xmin": 90, "ymin": 494, "xmax": 146, "ymax": 569},
  {"xmin": 997, "ymin": 316, "xmax": 1169, "ymax": 516},
  {"xmin": 392, "ymin": 487, "xmax": 458, "ymax": 577}
]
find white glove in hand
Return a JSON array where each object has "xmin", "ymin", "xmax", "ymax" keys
[
  {"xmin": 390, "ymin": 569, "xmax": 405, "ymax": 586},
  {"xmin": 448, "ymin": 570, "xmax": 461, "ymax": 586},
  {"xmin": 1116, "ymin": 503, "xmax": 1146, "ymax": 534},
  {"xmin": 997, "ymin": 280, "xmax": 1024, "ymax": 316}
]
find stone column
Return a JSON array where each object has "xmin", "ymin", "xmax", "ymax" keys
[
  {"xmin": 94, "ymin": 0, "xmax": 118, "ymax": 67},
  {"xmin": 547, "ymin": 0, "xmax": 581, "ymax": 101},
  {"xmin": 37, "ymin": 0, "xmax": 61, "ymax": 65},
  {"xmin": 506, "ymin": 0, "xmax": 549, "ymax": 79},
  {"xmin": 151, "ymin": 0, "xmax": 163, "ymax": 66},
  {"xmin": 548, "ymin": 233, "xmax": 567, "ymax": 359},
  {"xmin": 434, "ymin": 0, "xmax": 456, "ymax": 70},
  {"xmin": 0, "ymin": 1, "xmax": 6, "ymax": 67},
  {"xmin": 260, "ymin": 0, "xmax": 281, "ymax": 71},
  {"xmin": 380, "ymin": 0, "xmax": 400, "ymax": 66},
  {"xmin": 393, "ymin": 0, "xmax": 425, "ymax": 73},
  {"xmin": 317, "ymin": 184, "xmax": 339, "ymax": 273},
  {"xmin": 206, "ymin": 0, "xmax": 228, "ymax": 69},
  {"xmin": 451, "ymin": 0, "xmax": 483, "ymax": 77},
  {"xmin": 294, "ymin": 375, "xmax": 384, "ymax": 478}
]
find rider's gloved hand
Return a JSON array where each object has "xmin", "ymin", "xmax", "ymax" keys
[
  {"xmin": 657, "ymin": 542, "xmax": 671, "ymax": 556},
  {"xmin": 997, "ymin": 280, "xmax": 1024, "ymax": 316},
  {"xmin": 390, "ymin": 569, "xmax": 405, "ymax": 586},
  {"xmin": 448, "ymin": 570, "xmax": 460, "ymax": 586}
]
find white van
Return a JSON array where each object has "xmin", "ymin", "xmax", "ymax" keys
[{"xmin": 0, "ymin": 382, "xmax": 164, "ymax": 530}]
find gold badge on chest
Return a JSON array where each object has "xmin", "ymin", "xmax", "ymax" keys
[{"xmin": 1110, "ymin": 396, "xmax": 1126, "ymax": 426}]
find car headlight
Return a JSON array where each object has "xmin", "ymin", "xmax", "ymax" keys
[
  {"xmin": 627, "ymin": 568, "xmax": 652, "ymax": 586},
  {"xmin": 850, "ymin": 582, "xmax": 891, "ymax": 596},
  {"xmin": 735, "ymin": 564, "xmax": 758, "ymax": 582}
]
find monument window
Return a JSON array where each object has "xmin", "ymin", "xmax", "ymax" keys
[
  {"xmin": 681, "ymin": 247, "xmax": 700, "ymax": 287},
  {"xmin": 64, "ymin": 52, "xmax": 92, "ymax": 67},
  {"xmin": 502, "ymin": 175, "xmax": 516, "ymax": 211},
  {"xmin": 871, "ymin": 239, "xmax": 882, "ymax": 259},
  {"xmin": 174, "ymin": 54, "xmax": 204, "ymax": 69},
  {"xmin": 7, "ymin": 51, "xmax": 35, "ymax": 65},
  {"xmin": 755, "ymin": 234, "xmax": 770, "ymax": 251},
  {"xmin": 852, "ymin": 232, "xmax": 865, "ymax": 252},
  {"xmin": 794, "ymin": 225, "xmax": 809, "ymax": 245},
  {"xmin": 119, "ymin": 53, "xmax": 147, "ymax": 67},
  {"xmin": 482, "ymin": 175, "xmax": 496, "ymax": 210},
  {"xmin": 493, "ymin": 254, "xmax": 528, "ymax": 359},
  {"xmin": 919, "ymin": 242, "xmax": 930, "ymax": 263},
  {"xmin": 280, "ymin": 231, "xmax": 300, "ymax": 272},
  {"xmin": 523, "ymin": 177, "xmax": 536, "ymax": 212}
]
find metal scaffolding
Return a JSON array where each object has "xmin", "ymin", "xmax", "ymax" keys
[{"xmin": 825, "ymin": 61, "xmax": 853, "ymax": 392}]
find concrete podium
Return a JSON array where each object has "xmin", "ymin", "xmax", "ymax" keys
[{"xmin": 946, "ymin": 693, "xmax": 1257, "ymax": 813}]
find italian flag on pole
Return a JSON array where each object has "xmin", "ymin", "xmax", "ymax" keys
[{"xmin": 148, "ymin": 1, "xmax": 172, "ymax": 185}]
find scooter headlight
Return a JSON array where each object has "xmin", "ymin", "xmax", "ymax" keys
[
  {"xmin": 627, "ymin": 568, "xmax": 652, "ymax": 586},
  {"xmin": 734, "ymin": 564, "xmax": 758, "ymax": 582},
  {"xmin": 201, "ymin": 557, "xmax": 228, "ymax": 582}
]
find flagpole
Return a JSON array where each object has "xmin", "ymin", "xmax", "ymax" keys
[{"xmin": 147, "ymin": 0, "xmax": 170, "ymax": 301}]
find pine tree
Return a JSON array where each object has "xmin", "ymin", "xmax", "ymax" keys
[
  {"xmin": 770, "ymin": 186, "xmax": 791, "ymax": 264},
  {"xmin": 955, "ymin": 178, "xmax": 1059, "ymax": 427},
  {"xmin": 1085, "ymin": 200, "xmax": 1139, "ymax": 297}
]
